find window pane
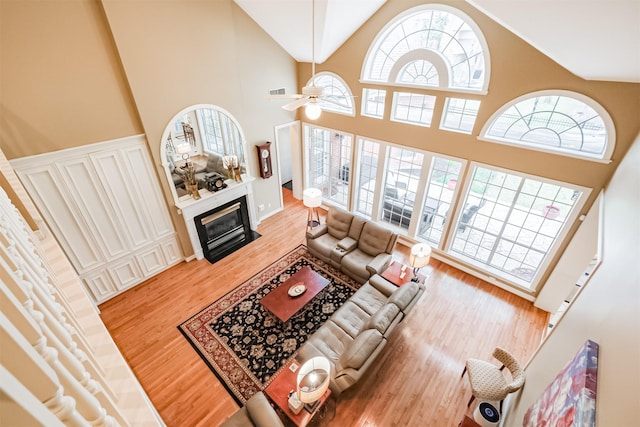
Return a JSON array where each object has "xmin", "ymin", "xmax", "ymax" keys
[
  {"xmin": 311, "ymin": 72, "xmax": 354, "ymax": 116},
  {"xmin": 484, "ymin": 93, "xmax": 610, "ymax": 159},
  {"xmin": 304, "ymin": 125, "xmax": 352, "ymax": 208},
  {"xmin": 380, "ymin": 147, "xmax": 424, "ymax": 230},
  {"xmin": 362, "ymin": 6, "xmax": 488, "ymax": 91},
  {"xmin": 362, "ymin": 88, "xmax": 386, "ymax": 118},
  {"xmin": 449, "ymin": 165, "xmax": 582, "ymax": 288},
  {"xmin": 355, "ymin": 138, "xmax": 380, "ymax": 218},
  {"xmin": 440, "ymin": 98, "xmax": 481, "ymax": 134},
  {"xmin": 417, "ymin": 157, "xmax": 463, "ymax": 245},
  {"xmin": 392, "ymin": 92, "xmax": 436, "ymax": 127},
  {"xmin": 397, "ymin": 60, "xmax": 440, "ymax": 87}
]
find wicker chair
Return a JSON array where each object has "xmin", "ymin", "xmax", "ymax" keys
[{"xmin": 461, "ymin": 347, "xmax": 525, "ymax": 412}]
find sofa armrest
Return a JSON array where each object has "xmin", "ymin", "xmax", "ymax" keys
[
  {"xmin": 306, "ymin": 223, "xmax": 328, "ymax": 239},
  {"xmin": 338, "ymin": 236, "xmax": 357, "ymax": 252},
  {"xmin": 246, "ymin": 391, "xmax": 285, "ymax": 427},
  {"xmin": 366, "ymin": 253, "xmax": 392, "ymax": 275}
]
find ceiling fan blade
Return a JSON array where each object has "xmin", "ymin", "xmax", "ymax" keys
[
  {"xmin": 282, "ymin": 97, "xmax": 310, "ymax": 111},
  {"xmin": 266, "ymin": 93, "xmax": 303, "ymax": 100}
]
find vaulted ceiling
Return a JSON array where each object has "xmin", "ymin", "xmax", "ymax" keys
[{"xmin": 234, "ymin": 0, "xmax": 640, "ymax": 83}]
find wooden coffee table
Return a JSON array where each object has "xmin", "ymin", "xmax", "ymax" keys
[
  {"xmin": 265, "ymin": 358, "xmax": 330, "ymax": 427},
  {"xmin": 260, "ymin": 266, "xmax": 330, "ymax": 322}
]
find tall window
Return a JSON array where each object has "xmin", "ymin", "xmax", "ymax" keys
[
  {"xmin": 380, "ymin": 147, "xmax": 424, "ymax": 230},
  {"xmin": 362, "ymin": 5, "xmax": 489, "ymax": 92},
  {"xmin": 418, "ymin": 157, "xmax": 463, "ymax": 244},
  {"xmin": 355, "ymin": 139, "xmax": 380, "ymax": 218},
  {"xmin": 304, "ymin": 125, "xmax": 353, "ymax": 208},
  {"xmin": 449, "ymin": 165, "xmax": 585, "ymax": 288},
  {"xmin": 481, "ymin": 91, "xmax": 614, "ymax": 160}
]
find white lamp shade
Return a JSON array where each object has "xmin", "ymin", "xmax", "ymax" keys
[
  {"xmin": 303, "ymin": 188, "xmax": 322, "ymax": 208},
  {"xmin": 305, "ymin": 101, "xmax": 322, "ymax": 120},
  {"xmin": 409, "ymin": 243, "xmax": 432, "ymax": 268},
  {"xmin": 297, "ymin": 356, "xmax": 330, "ymax": 403}
]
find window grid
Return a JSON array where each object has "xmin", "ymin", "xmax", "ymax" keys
[
  {"xmin": 311, "ymin": 73, "xmax": 354, "ymax": 116},
  {"xmin": 392, "ymin": 92, "xmax": 436, "ymax": 127},
  {"xmin": 484, "ymin": 94, "xmax": 609, "ymax": 158},
  {"xmin": 362, "ymin": 6, "xmax": 487, "ymax": 92},
  {"xmin": 450, "ymin": 166, "xmax": 581, "ymax": 287},
  {"xmin": 362, "ymin": 88, "xmax": 386, "ymax": 118},
  {"xmin": 355, "ymin": 139, "xmax": 380, "ymax": 218},
  {"xmin": 417, "ymin": 157, "xmax": 463, "ymax": 245},
  {"xmin": 440, "ymin": 98, "xmax": 481, "ymax": 134},
  {"xmin": 380, "ymin": 147, "xmax": 424, "ymax": 230},
  {"xmin": 397, "ymin": 60, "xmax": 440, "ymax": 87},
  {"xmin": 305, "ymin": 126, "xmax": 352, "ymax": 208}
]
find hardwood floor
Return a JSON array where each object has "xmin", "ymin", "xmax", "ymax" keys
[{"xmin": 99, "ymin": 189, "xmax": 548, "ymax": 427}]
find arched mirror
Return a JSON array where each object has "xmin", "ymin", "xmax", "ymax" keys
[{"xmin": 161, "ymin": 104, "xmax": 248, "ymax": 202}]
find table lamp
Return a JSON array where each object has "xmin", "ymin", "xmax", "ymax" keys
[
  {"xmin": 409, "ymin": 243, "xmax": 432, "ymax": 282},
  {"xmin": 303, "ymin": 188, "xmax": 322, "ymax": 230},
  {"xmin": 297, "ymin": 356, "xmax": 330, "ymax": 412}
]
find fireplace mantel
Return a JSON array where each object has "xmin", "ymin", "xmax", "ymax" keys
[{"xmin": 176, "ymin": 176, "xmax": 258, "ymax": 260}]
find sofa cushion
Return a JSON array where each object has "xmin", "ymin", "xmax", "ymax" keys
[
  {"xmin": 330, "ymin": 301, "xmax": 370, "ymax": 338},
  {"xmin": 357, "ymin": 222, "xmax": 395, "ymax": 256},
  {"xmin": 363, "ymin": 303, "xmax": 400, "ymax": 335},
  {"xmin": 326, "ymin": 207, "xmax": 354, "ymax": 240},
  {"xmin": 298, "ymin": 320, "xmax": 352, "ymax": 365},
  {"xmin": 388, "ymin": 282, "xmax": 420, "ymax": 311},
  {"xmin": 337, "ymin": 328, "xmax": 384, "ymax": 370},
  {"xmin": 349, "ymin": 282, "xmax": 389, "ymax": 315}
]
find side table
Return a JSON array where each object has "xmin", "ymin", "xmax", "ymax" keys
[
  {"xmin": 381, "ymin": 260, "xmax": 425, "ymax": 286},
  {"xmin": 265, "ymin": 359, "xmax": 330, "ymax": 427}
]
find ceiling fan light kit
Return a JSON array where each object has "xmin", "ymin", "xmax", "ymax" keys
[{"xmin": 305, "ymin": 101, "xmax": 321, "ymax": 120}]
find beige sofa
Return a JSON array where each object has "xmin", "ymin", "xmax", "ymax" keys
[
  {"xmin": 297, "ymin": 274, "xmax": 425, "ymax": 396},
  {"xmin": 219, "ymin": 391, "xmax": 284, "ymax": 427},
  {"xmin": 306, "ymin": 206, "xmax": 398, "ymax": 283}
]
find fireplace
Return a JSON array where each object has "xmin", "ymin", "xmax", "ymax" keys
[{"xmin": 194, "ymin": 196, "xmax": 259, "ymax": 263}]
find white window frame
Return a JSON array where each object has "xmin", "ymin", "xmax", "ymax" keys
[
  {"xmin": 479, "ymin": 90, "xmax": 615, "ymax": 162},
  {"xmin": 444, "ymin": 162, "xmax": 591, "ymax": 291},
  {"xmin": 308, "ymin": 72, "xmax": 355, "ymax": 117}
]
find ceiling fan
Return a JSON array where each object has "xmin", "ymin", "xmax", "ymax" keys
[{"xmin": 270, "ymin": 0, "xmax": 323, "ymax": 120}]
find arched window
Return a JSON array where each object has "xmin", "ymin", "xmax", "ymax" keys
[
  {"xmin": 309, "ymin": 72, "xmax": 355, "ymax": 116},
  {"xmin": 362, "ymin": 4, "xmax": 489, "ymax": 92},
  {"xmin": 480, "ymin": 91, "xmax": 615, "ymax": 161}
]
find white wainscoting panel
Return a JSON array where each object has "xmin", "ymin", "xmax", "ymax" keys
[
  {"xmin": 136, "ymin": 245, "xmax": 166, "ymax": 278},
  {"xmin": 56, "ymin": 155, "xmax": 130, "ymax": 259},
  {"xmin": 19, "ymin": 166, "xmax": 104, "ymax": 273},
  {"xmin": 11, "ymin": 135, "xmax": 184, "ymax": 304}
]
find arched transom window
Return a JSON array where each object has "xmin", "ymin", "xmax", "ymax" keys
[
  {"xmin": 362, "ymin": 4, "xmax": 489, "ymax": 92},
  {"xmin": 481, "ymin": 91, "xmax": 615, "ymax": 161},
  {"xmin": 309, "ymin": 72, "xmax": 355, "ymax": 116}
]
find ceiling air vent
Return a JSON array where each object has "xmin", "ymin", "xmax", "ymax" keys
[{"xmin": 269, "ymin": 88, "xmax": 286, "ymax": 95}]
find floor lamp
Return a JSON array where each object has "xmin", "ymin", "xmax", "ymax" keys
[{"xmin": 303, "ymin": 188, "xmax": 322, "ymax": 230}]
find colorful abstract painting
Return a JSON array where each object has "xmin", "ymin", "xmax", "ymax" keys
[{"xmin": 523, "ymin": 339, "xmax": 598, "ymax": 427}]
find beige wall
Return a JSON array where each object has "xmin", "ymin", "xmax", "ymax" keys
[
  {"xmin": 0, "ymin": 0, "xmax": 141, "ymax": 159},
  {"xmin": 503, "ymin": 131, "xmax": 640, "ymax": 425},
  {"xmin": 100, "ymin": 0, "xmax": 298, "ymax": 253}
]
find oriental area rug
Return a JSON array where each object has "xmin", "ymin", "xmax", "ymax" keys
[{"xmin": 178, "ymin": 245, "xmax": 360, "ymax": 405}]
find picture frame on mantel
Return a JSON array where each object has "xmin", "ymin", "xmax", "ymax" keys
[{"xmin": 523, "ymin": 339, "xmax": 599, "ymax": 427}]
